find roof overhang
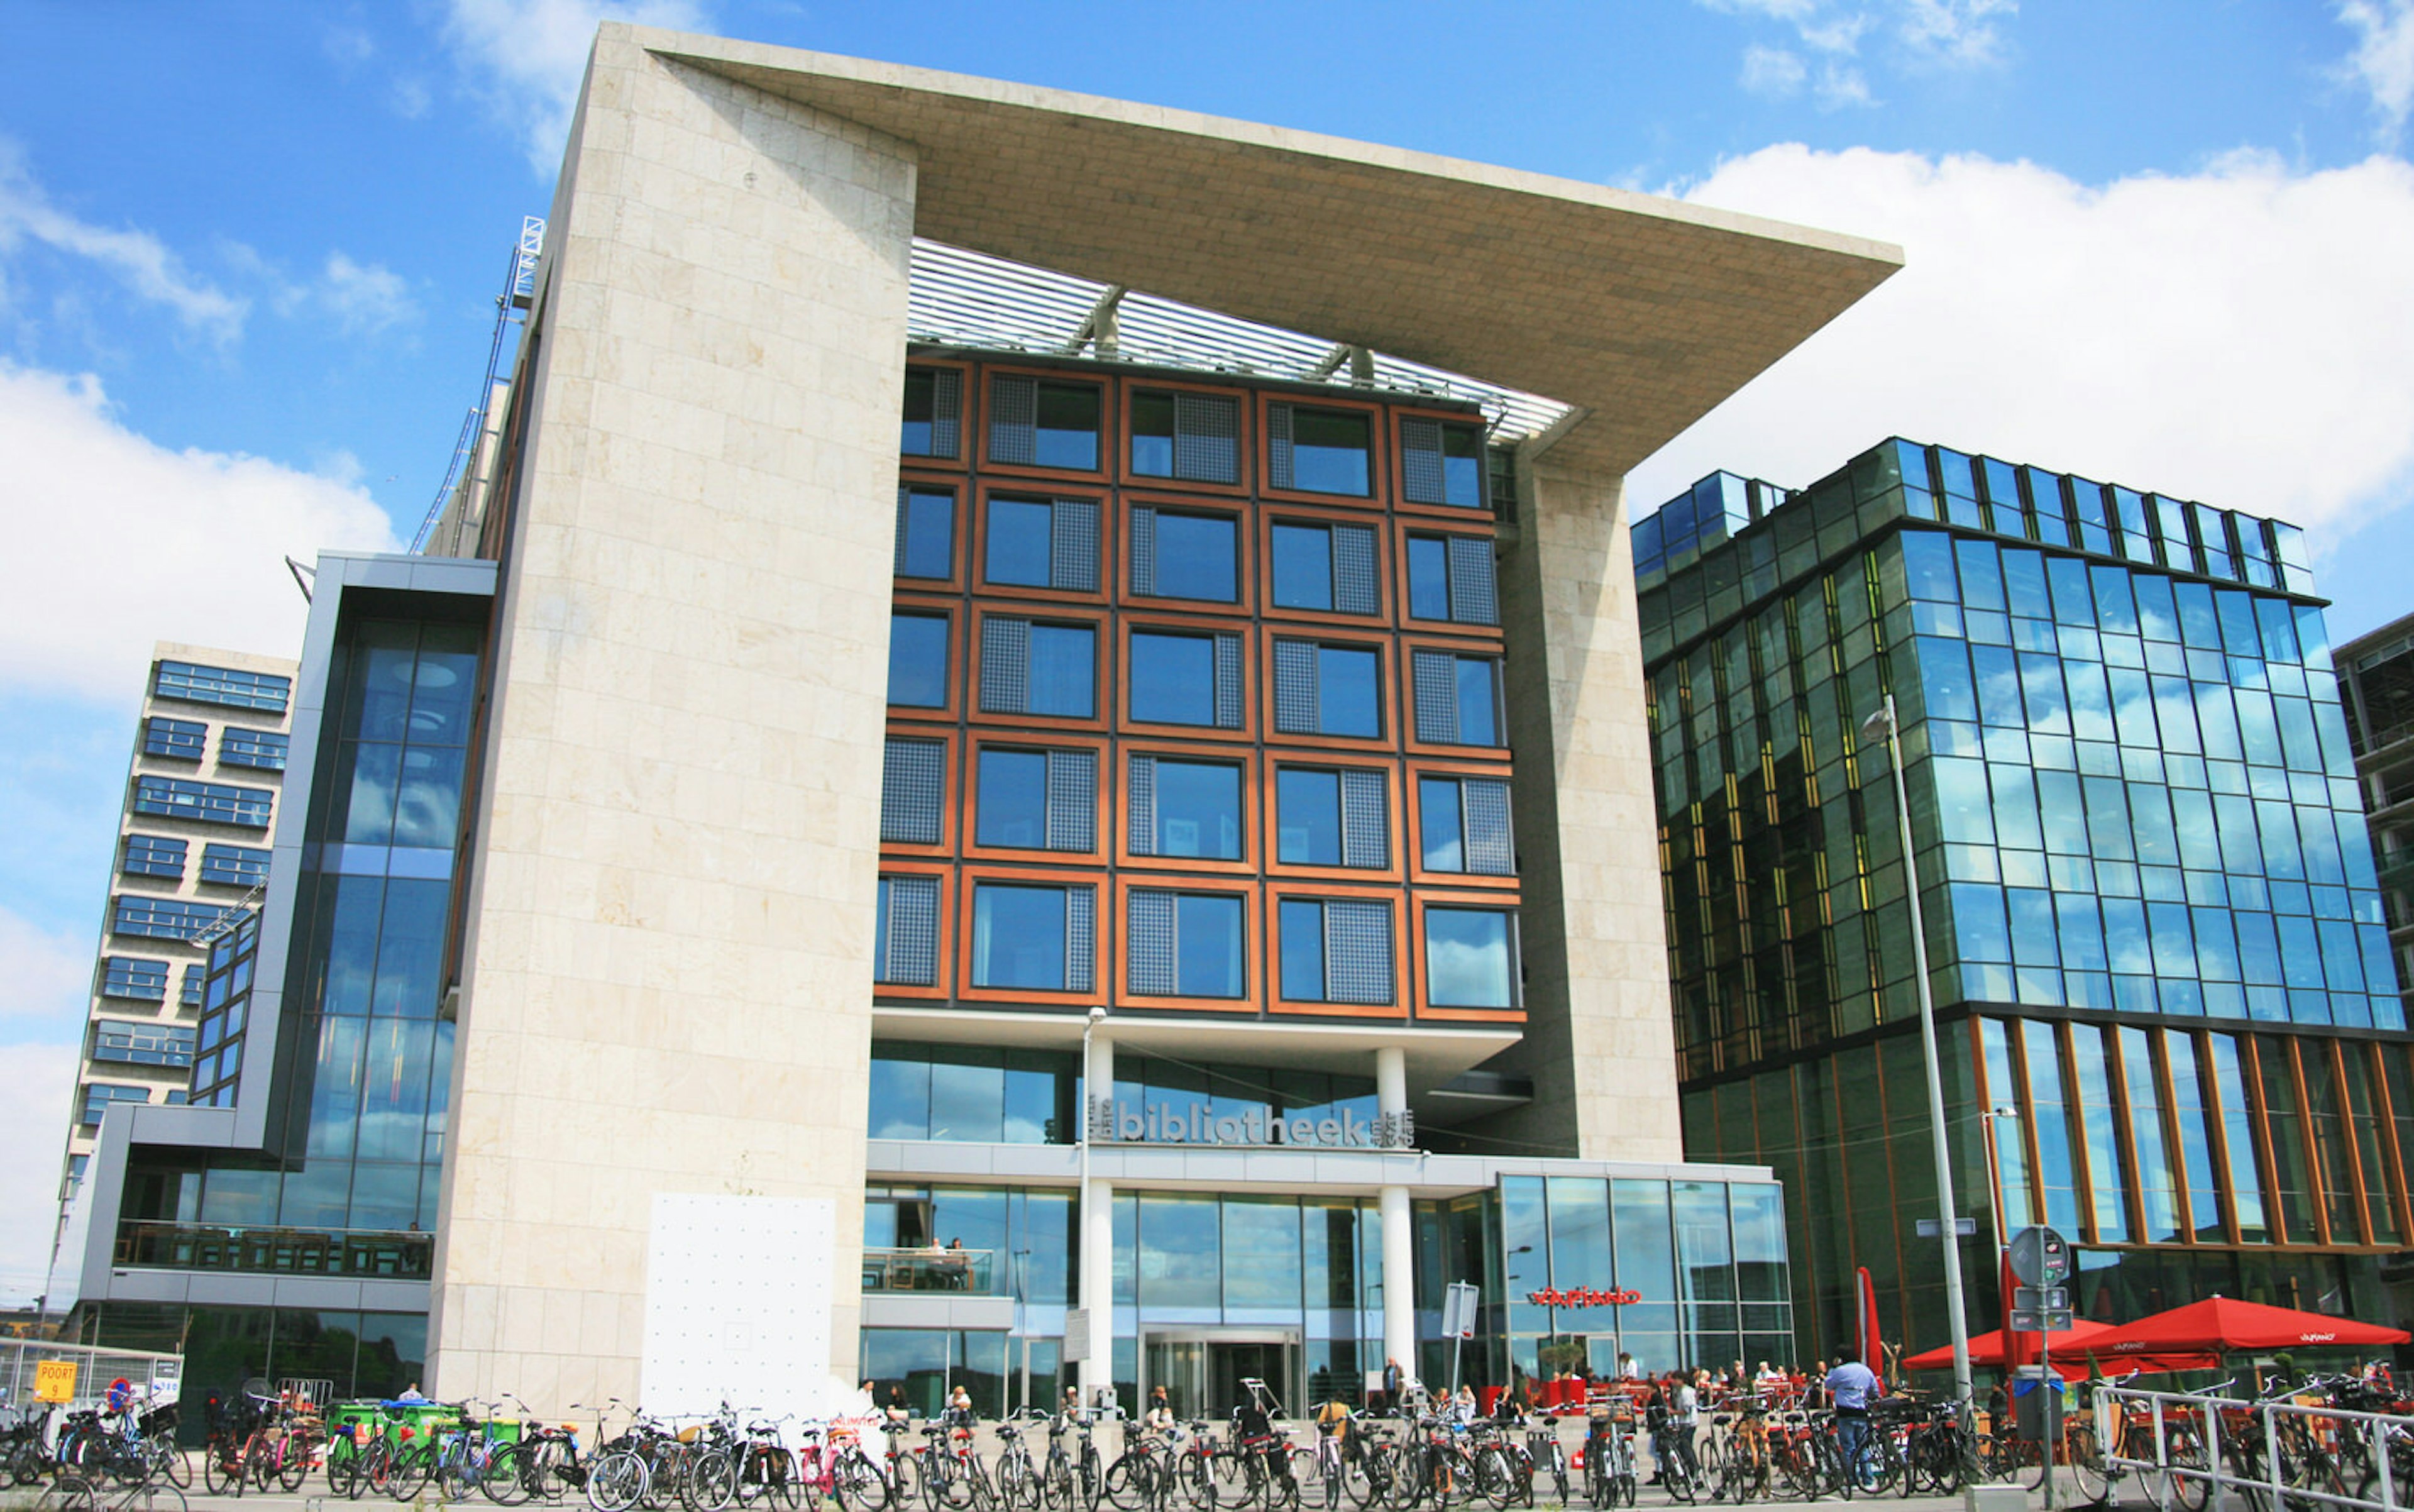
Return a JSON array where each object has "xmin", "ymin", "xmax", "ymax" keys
[{"xmin": 617, "ymin": 27, "xmax": 1904, "ymax": 477}]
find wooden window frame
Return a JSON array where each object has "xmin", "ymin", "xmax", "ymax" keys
[
  {"xmin": 873, "ymin": 860, "xmax": 955, "ymax": 1003},
  {"xmin": 1260, "ymin": 755, "xmax": 1406, "ymax": 885},
  {"xmin": 1258, "ymin": 504, "xmax": 1394, "ymax": 631},
  {"xmin": 966, "ymin": 604, "xmax": 1110, "ymax": 737},
  {"xmin": 1115, "ymin": 741, "xmax": 1260, "ymax": 878},
  {"xmin": 1264, "ymin": 881, "xmax": 1411, "ymax": 1022},
  {"xmin": 900, "ymin": 356, "xmax": 974, "ymax": 473},
  {"xmin": 893, "ymin": 472, "xmax": 969, "ymax": 592},
  {"xmin": 955, "ymin": 863, "xmax": 1109, "ymax": 1010},
  {"xmin": 971, "ymin": 481, "xmax": 1114, "ymax": 608},
  {"xmin": 1118, "ymin": 612, "xmax": 1255, "ymax": 745},
  {"xmin": 1118, "ymin": 377, "xmax": 1252, "ymax": 497},
  {"xmin": 879, "ymin": 720, "xmax": 957, "ymax": 861},
  {"xmin": 888, "ymin": 593, "xmax": 964, "ymax": 722},
  {"xmin": 1399, "ymin": 635, "xmax": 1513, "ymax": 761},
  {"xmin": 1410, "ymin": 890, "xmax": 1526, "ymax": 1024},
  {"xmin": 1259, "ymin": 627, "xmax": 1397, "ymax": 756},
  {"xmin": 1390, "ymin": 406, "xmax": 1493, "ymax": 521},
  {"xmin": 1392, "ymin": 518, "xmax": 1506, "ymax": 641},
  {"xmin": 977, "ymin": 363, "xmax": 1115, "ymax": 483},
  {"xmin": 1404, "ymin": 759, "xmax": 1522, "ymax": 891},
  {"xmin": 1257, "ymin": 392, "xmax": 1389, "ymax": 511},
  {"xmin": 961, "ymin": 731, "xmax": 1111, "ymax": 867},
  {"xmin": 1111, "ymin": 875, "xmax": 1263, "ymax": 1014},
  {"xmin": 1122, "ymin": 492, "xmax": 1254, "ymax": 616}
]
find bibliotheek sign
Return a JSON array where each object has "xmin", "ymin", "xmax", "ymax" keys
[{"xmin": 1086, "ymin": 1097, "xmax": 1416, "ymax": 1150}]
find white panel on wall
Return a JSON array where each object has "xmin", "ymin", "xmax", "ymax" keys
[{"xmin": 642, "ymin": 1194, "xmax": 847, "ymax": 1419}]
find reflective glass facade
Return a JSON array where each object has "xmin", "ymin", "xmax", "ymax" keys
[{"xmin": 1642, "ymin": 439, "xmax": 2413, "ymax": 1358}]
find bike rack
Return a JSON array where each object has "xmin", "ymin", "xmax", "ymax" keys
[{"xmin": 2103, "ymin": 1384, "xmax": 2414, "ymax": 1512}]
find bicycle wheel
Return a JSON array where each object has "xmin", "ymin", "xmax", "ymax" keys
[
  {"xmin": 200, "ymin": 1442, "xmax": 234, "ymax": 1498},
  {"xmin": 839, "ymin": 1450, "xmax": 893, "ymax": 1512},
  {"xmin": 2169, "ymin": 1432, "xmax": 2211, "ymax": 1512},
  {"xmin": 685, "ymin": 1447, "xmax": 739, "ymax": 1512},
  {"xmin": 1101, "ymin": 1455, "xmax": 1150, "ymax": 1512},
  {"xmin": 329, "ymin": 1438, "xmax": 362, "ymax": 1499},
  {"xmin": 36, "ymin": 1473, "xmax": 98, "ymax": 1512},
  {"xmin": 151, "ymin": 1438, "xmax": 192, "ymax": 1491},
  {"xmin": 489, "ymin": 1443, "xmax": 539, "ymax": 1506},
  {"xmin": 1662, "ymin": 1446, "xmax": 1696, "ymax": 1507},
  {"xmin": 118, "ymin": 1486, "xmax": 193, "ymax": 1512},
  {"xmin": 2064, "ymin": 1422, "xmax": 2109, "ymax": 1506},
  {"xmin": 283, "ymin": 1435, "xmax": 316, "ymax": 1493},
  {"xmin": 591, "ymin": 1451, "xmax": 651, "ymax": 1512}
]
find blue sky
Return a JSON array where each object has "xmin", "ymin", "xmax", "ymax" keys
[{"xmin": 1, "ymin": 0, "xmax": 2411, "ymax": 1301}]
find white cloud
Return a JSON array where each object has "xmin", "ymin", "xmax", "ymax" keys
[
  {"xmin": 1628, "ymin": 148, "xmax": 2414, "ymax": 558},
  {"xmin": 442, "ymin": 0, "xmax": 712, "ymax": 175},
  {"xmin": 2338, "ymin": 1, "xmax": 2414, "ymax": 143},
  {"xmin": 0, "ymin": 1041, "xmax": 79, "ymax": 1308},
  {"xmin": 0, "ymin": 143, "xmax": 246, "ymax": 341},
  {"xmin": 315, "ymin": 252, "xmax": 418, "ymax": 338},
  {"xmin": 0, "ymin": 906, "xmax": 90, "ymax": 1027},
  {"xmin": 0, "ymin": 361, "xmax": 400, "ymax": 699},
  {"xmin": 1698, "ymin": 0, "xmax": 2016, "ymax": 97},
  {"xmin": 1742, "ymin": 45, "xmax": 1809, "ymax": 99}
]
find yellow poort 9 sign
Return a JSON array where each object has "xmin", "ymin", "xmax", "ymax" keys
[{"xmin": 34, "ymin": 1360, "xmax": 77, "ymax": 1403}]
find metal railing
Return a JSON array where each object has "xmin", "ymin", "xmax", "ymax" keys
[
  {"xmin": 860, "ymin": 1245, "xmax": 997, "ymax": 1293},
  {"xmin": 2102, "ymin": 1383, "xmax": 2414, "ymax": 1512},
  {"xmin": 113, "ymin": 1220, "xmax": 433, "ymax": 1279},
  {"xmin": 0, "ymin": 1341, "xmax": 182, "ymax": 1413}
]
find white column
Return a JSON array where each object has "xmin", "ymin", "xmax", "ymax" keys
[
  {"xmin": 1079, "ymin": 1030, "xmax": 1116, "ymax": 1406},
  {"xmin": 1375, "ymin": 1045, "xmax": 1414, "ymax": 1394}
]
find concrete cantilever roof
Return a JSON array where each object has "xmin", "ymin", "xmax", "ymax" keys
[{"xmin": 617, "ymin": 25, "xmax": 1903, "ymax": 478}]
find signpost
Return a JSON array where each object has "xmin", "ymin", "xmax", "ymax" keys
[
  {"xmin": 33, "ymin": 1360, "xmax": 76, "ymax": 1404},
  {"xmin": 1441, "ymin": 1281, "xmax": 1479, "ymax": 1397},
  {"xmin": 2005, "ymin": 1227, "xmax": 2073, "ymax": 1511}
]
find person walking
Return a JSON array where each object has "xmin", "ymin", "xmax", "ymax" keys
[{"xmin": 1383, "ymin": 1358, "xmax": 1404, "ymax": 1414}]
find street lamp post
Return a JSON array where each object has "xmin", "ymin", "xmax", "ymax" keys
[
  {"xmin": 1078, "ymin": 1005, "xmax": 1107, "ymax": 1410},
  {"xmin": 1860, "ymin": 694, "xmax": 1975, "ymax": 1425}
]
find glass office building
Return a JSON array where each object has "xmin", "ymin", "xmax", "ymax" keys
[{"xmin": 1637, "ymin": 441, "xmax": 2412, "ymax": 1359}]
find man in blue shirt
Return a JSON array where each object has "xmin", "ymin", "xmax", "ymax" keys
[{"xmin": 1825, "ymin": 1347, "xmax": 1882, "ymax": 1490}]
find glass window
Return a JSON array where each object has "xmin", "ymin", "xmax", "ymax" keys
[
  {"xmin": 1425, "ymin": 907, "xmax": 1516, "ymax": 1008},
  {"xmin": 113, "ymin": 895, "xmax": 231, "ymax": 941},
  {"xmin": 101, "ymin": 957, "xmax": 171, "ymax": 1000},
  {"xmin": 1418, "ymin": 776, "xmax": 1515, "ymax": 875},
  {"xmin": 1402, "ymin": 418, "xmax": 1485, "ymax": 507},
  {"xmin": 1148, "ymin": 512, "xmax": 1237, "ymax": 603},
  {"xmin": 1152, "ymin": 759, "xmax": 1242, "ymax": 859},
  {"xmin": 1277, "ymin": 770, "xmax": 1342, "ymax": 866},
  {"xmin": 888, "ymin": 613, "xmax": 949, "ymax": 707},
  {"xmin": 199, "ymin": 844, "xmax": 272, "ymax": 888},
  {"xmin": 219, "ymin": 727, "xmax": 289, "ymax": 771},
  {"xmin": 1404, "ymin": 534, "xmax": 1498, "ymax": 626},
  {"xmin": 1408, "ymin": 537, "xmax": 1450, "ymax": 621},
  {"xmin": 1279, "ymin": 898, "xmax": 1394, "ymax": 1005},
  {"xmin": 896, "ymin": 487, "xmax": 954, "ymax": 578},
  {"xmin": 901, "ymin": 367, "xmax": 959, "ymax": 458},
  {"xmin": 92, "ymin": 1018, "xmax": 197, "ymax": 1068},
  {"xmin": 1129, "ymin": 890, "xmax": 1245, "ymax": 998},
  {"xmin": 155, "ymin": 660, "xmax": 292, "ymax": 714},
  {"xmin": 1131, "ymin": 390, "xmax": 1240, "ymax": 484},
  {"xmin": 972, "ymin": 884, "xmax": 1069, "ymax": 990},
  {"xmin": 132, "ymin": 775, "xmax": 272, "ymax": 828},
  {"xmin": 1413, "ymin": 651, "xmax": 1503, "ymax": 746},
  {"xmin": 80, "ymin": 1083, "xmax": 150, "ymax": 1126},
  {"xmin": 1027, "ymin": 625, "xmax": 1094, "ymax": 718},
  {"xmin": 986, "ymin": 497, "xmax": 1057, "ymax": 588},
  {"xmin": 1323, "ymin": 648, "xmax": 1381, "ymax": 737},
  {"xmin": 1288, "ymin": 407, "xmax": 1372, "ymax": 496},
  {"xmin": 1034, "ymin": 383, "xmax": 1101, "ymax": 470},
  {"xmin": 1130, "ymin": 632, "xmax": 1218, "ymax": 726},
  {"xmin": 122, "ymin": 834, "xmax": 187, "ymax": 881},
  {"xmin": 1270, "ymin": 524, "xmax": 1335, "ymax": 612},
  {"xmin": 144, "ymin": 716, "xmax": 206, "ymax": 760},
  {"xmin": 976, "ymin": 750, "xmax": 1049, "ymax": 849}
]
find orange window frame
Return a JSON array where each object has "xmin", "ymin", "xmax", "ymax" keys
[
  {"xmin": 960, "ymin": 731, "xmax": 1111, "ymax": 867},
  {"xmin": 1403, "ymin": 760, "xmax": 1522, "ymax": 891},
  {"xmin": 1259, "ymin": 755, "xmax": 1406, "ymax": 884},
  {"xmin": 1256, "ymin": 392, "xmax": 1389, "ymax": 511},
  {"xmin": 1110, "ymin": 875, "xmax": 1264, "ymax": 1015},
  {"xmin": 1257, "ymin": 504, "xmax": 1396, "ymax": 631},
  {"xmin": 1118, "ymin": 377, "xmax": 1253, "ymax": 497},
  {"xmin": 1264, "ymin": 881, "xmax": 1413, "ymax": 1022},
  {"xmin": 1409, "ymin": 890, "xmax": 1527, "ymax": 1025},
  {"xmin": 976, "ymin": 363, "xmax": 1116, "ymax": 484},
  {"xmin": 955, "ymin": 863, "xmax": 1111, "ymax": 1010},
  {"xmin": 1115, "ymin": 741, "xmax": 1260, "ymax": 877},
  {"xmin": 970, "ymin": 481, "xmax": 1115, "ymax": 609},
  {"xmin": 966, "ymin": 604, "xmax": 1110, "ymax": 736},
  {"xmin": 1119, "ymin": 612, "xmax": 1257, "ymax": 745}
]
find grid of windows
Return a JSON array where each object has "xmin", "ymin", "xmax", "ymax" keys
[
  {"xmin": 219, "ymin": 727, "xmax": 289, "ymax": 770},
  {"xmin": 122, "ymin": 834, "xmax": 187, "ymax": 881},
  {"xmin": 199, "ymin": 843, "xmax": 272, "ymax": 888},
  {"xmin": 92, "ymin": 1018, "xmax": 197, "ymax": 1068},
  {"xmin": 143, "ymin": 716, "xmax": 207, "ymax": 760},
  {"xmin": 111, "ymin": 894, "xmax": 229, "ymax": 941},
  {"xmin": 881, "ymin": 360, "xmax": 1515, "ymax": 1022},
  {"xmin": 155, "ymin": 660, "xmax": 292, "ymax": 714},
  {"xmin": 100, "ymin": 956, "xmax": 170, "ymax": 1001},
  {"xmin": 131, "ymin": 775, "xmax": 273, "ymax": 827}
]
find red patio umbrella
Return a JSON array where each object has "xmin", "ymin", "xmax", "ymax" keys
[
  {"xmin": 2081, "ymin": 1296, "xmax": 2410, "ymax": 1357},
  {"xmin": 1903, "ymin": 1319, "xmax": 2216, "ymax": 1380}
]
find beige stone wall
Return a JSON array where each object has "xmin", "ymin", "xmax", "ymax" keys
[
  {"xmin": 427, "ymin": 32, "xmax": 917, "ymax": 1415},
  {"xmin": 1487, "ymin": 457, "xmax": 1682, "ymax": 1162}
]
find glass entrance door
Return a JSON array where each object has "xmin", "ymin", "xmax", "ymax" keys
[{"xmin": 1140, "ymin": 1330, "xmax": 1299, "ymax": 1421}]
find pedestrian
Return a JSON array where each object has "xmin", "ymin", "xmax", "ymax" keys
[
  {"xmin": 1826, "ymin": 1347, "xmax": 1883, "ymax": 1491},
  {"xmin": 1383, "ymin": 1357, "xmax": 1404, "ymax": 1414}
]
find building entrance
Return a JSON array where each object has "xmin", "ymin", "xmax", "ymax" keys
[{"xmin": 1140, "ymin": 1329, "xmax": 1299, "ymax": 1420}]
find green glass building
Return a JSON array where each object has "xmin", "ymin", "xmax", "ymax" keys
[{"xmin": 1635, "ymin": 439, "xmax": 2413, "ymax": 1363}]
